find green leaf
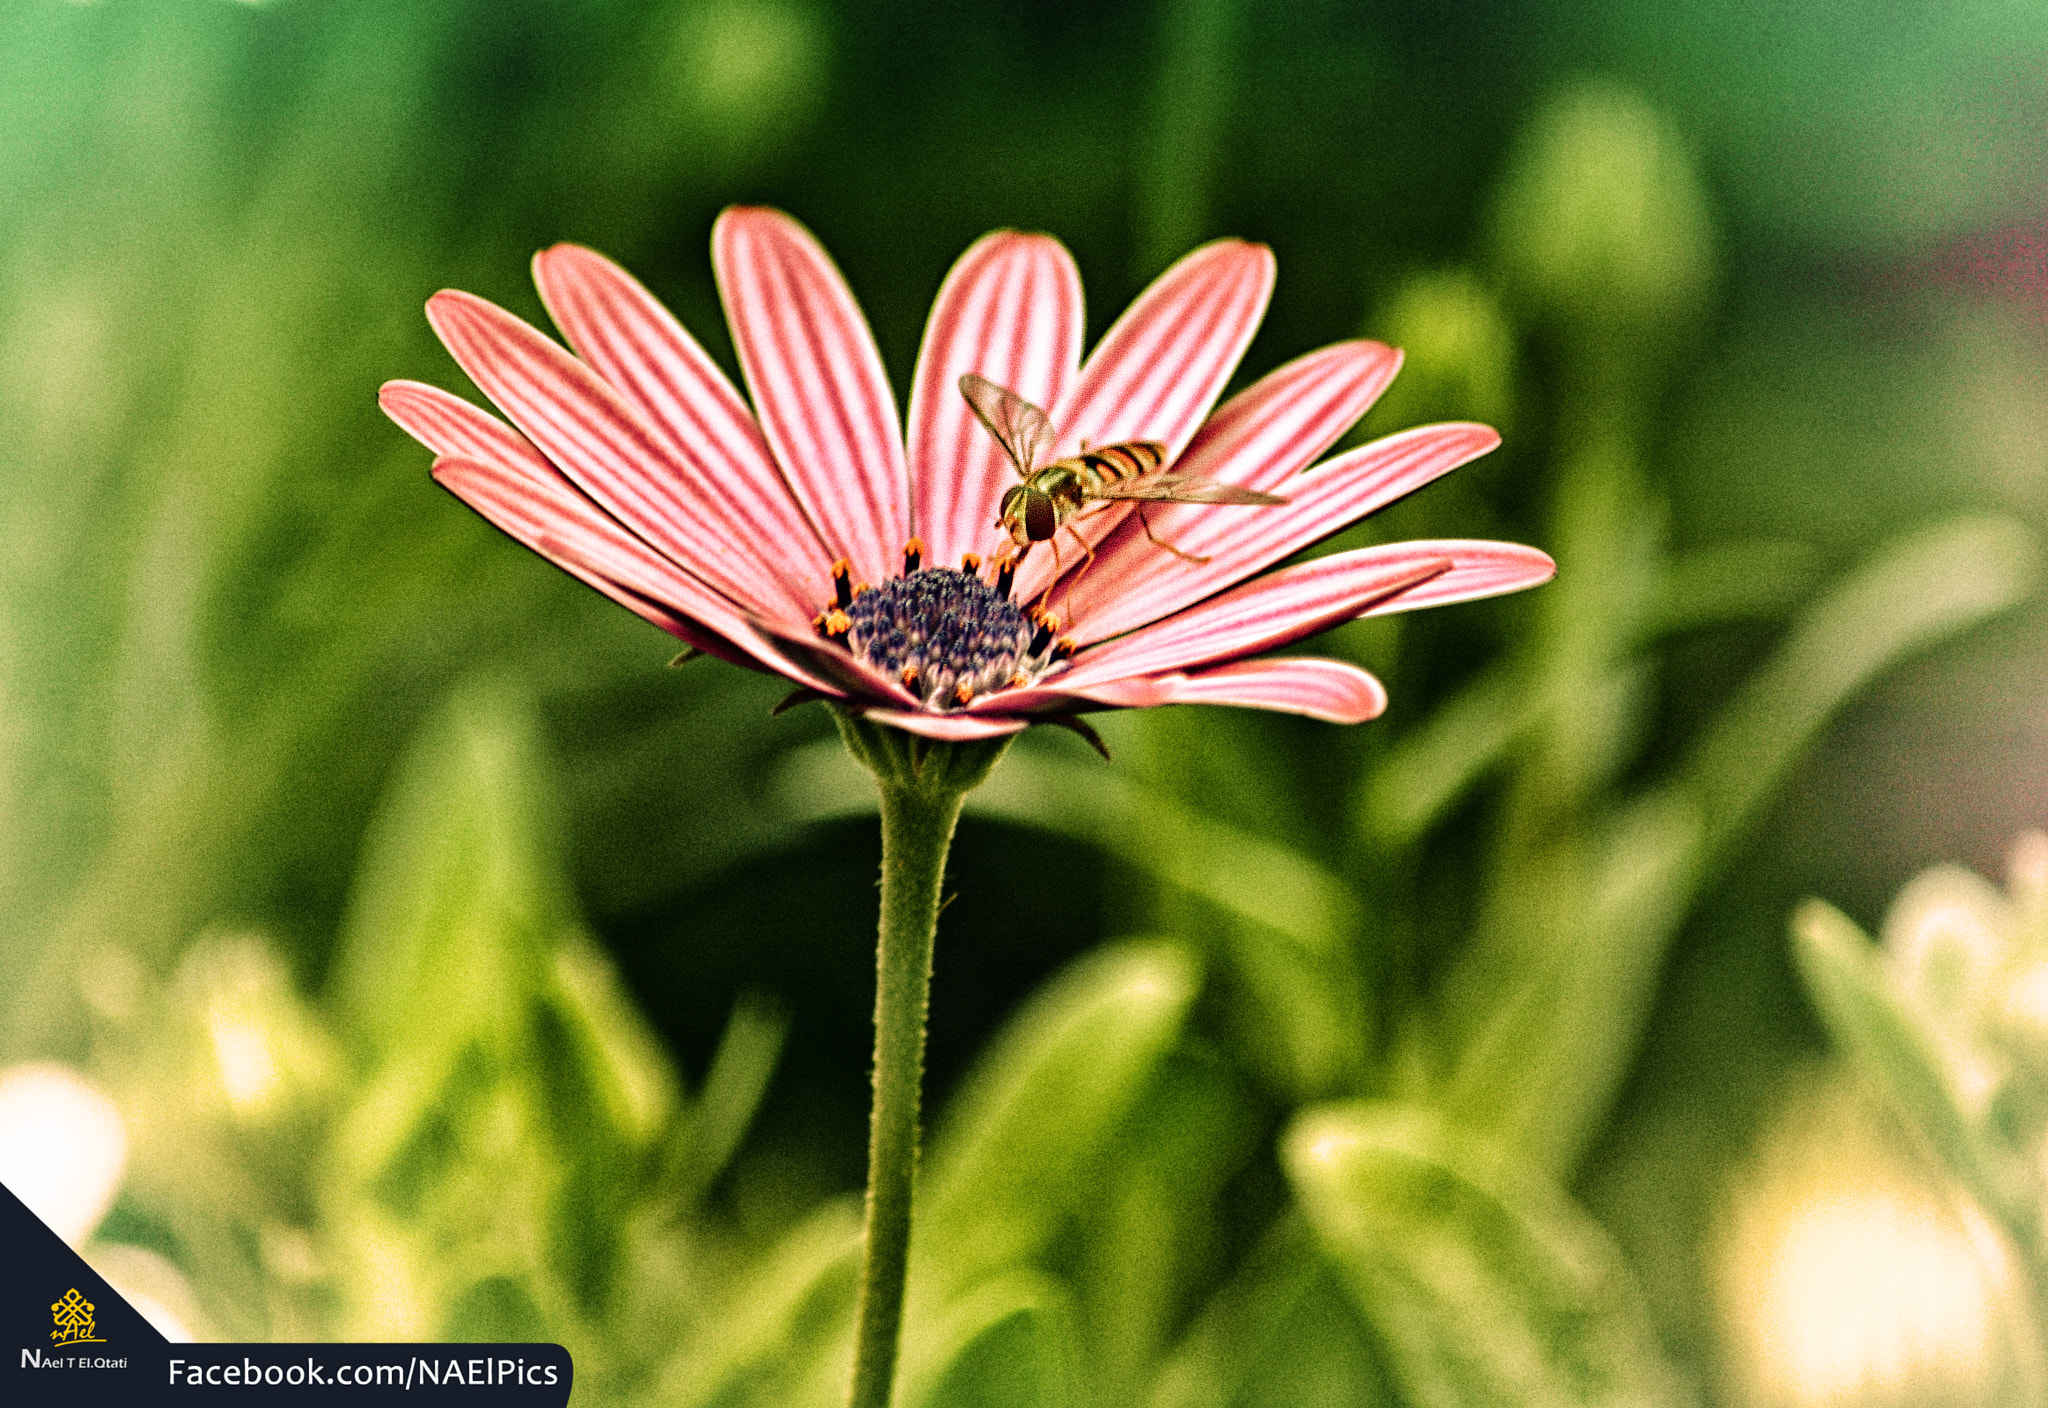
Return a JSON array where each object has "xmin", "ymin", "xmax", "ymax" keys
[
  {"xmin": 648, "ymin": 1197, "xmax": 862, "ymax": 1408},
  {"xmin": 660, "ymin": 989, "xmax": 790, "ymax": 1207},
  {"xmin": 1150, "ymin": 1216, "xmax": 1391, "ymax": 1408},
  {"xmin": 1075, "ymin": 1052, "xmax": 1259, "ymax": 1404},
  {"xmin": 915, "ymin": 940, "xmax": 1201, "ymax": 1299},
  {"xmin": 1684, "ymin": 514, "xmax": 2040, "ymax": 862},
  {"xmin": 548, "ymin": 932, "xmax": 683, "ymax": 1154},
  {"xmin": 1446, "ymin": 513, "xmax": 2040, "ymax": 1178},
  {"xmin": 1363, "ymin": 663, "xmax": 1533, "ymax": 849},
  {"xmin": 326, "ymin": 674, "xmax": 564, "ymax": 1067},
  {"xmin": 1791, "ymin": 899, "xmax": 2044, "ymax": 1257},
  {"xmin": 1445, "ymin": 790, "xmax": 1703, "ymax": 1177},
  {"xmin": 1646, "ymin": 538, "xmax": 1822, "ymax": 635},
  {"xmin": 902, "ymin": 1271, "xmax": 1076, "ymax": 1408},
  {"xmin": 314, "ymin": 677, "xmax": 682, "ymax": 1331},
  {"xmin": 1283, "ymin": 1102, "xmax": 1686, "ymax": 1408}
]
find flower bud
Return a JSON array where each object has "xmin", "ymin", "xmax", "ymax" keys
[{"xmin": 1487, "ymin": 79, "xmax": 1717, "ymax": 358}]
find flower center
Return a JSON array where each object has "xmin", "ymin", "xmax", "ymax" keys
[{"xmin": 816, "ymin": 541, "xmax": 1070, "ymax": 709}]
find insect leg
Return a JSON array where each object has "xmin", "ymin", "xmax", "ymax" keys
[
  {"xmin": 1033, "ymin": 531, "xmax": 1065, "ymax": 609},
  {"xmin": 1136, "ymin": 505, "xmax": 1212, "ymax": 564},
  {"xmin": 1046, "ymin": 520, "xmax": 1106, "ymax": 610}
]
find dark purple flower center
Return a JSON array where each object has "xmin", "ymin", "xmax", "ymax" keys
[
  {"xmin": 816, "ymin": 544, "xmax": 1075, "ymax": 709},
  {"xmin": 844, "ymin": 567, "xmax": 1046, "ymax": 706}
]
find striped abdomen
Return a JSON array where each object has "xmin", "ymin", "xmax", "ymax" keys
[{"xmin": 1066, "ymin": 441, "xmax": 1168, "ymax": 490}]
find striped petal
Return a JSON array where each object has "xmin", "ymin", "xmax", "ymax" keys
[
  {"xmin": 1025, "ymin": 538, "xmax": 1549, "ymax": 697},
  {"xmin": 1062, "ymin": 657, "xmax": 1388, "ymax": 724},
  {"xmin": 976, "ymin": 551, "xmax": 1447, "ymax": 721},
  {"xmin": 905, "ymin": 231, "xmax": 1083, "ymax": 570},
  {"xmin": 429, "ymin": 454, "xmax": 832, "ymax": 690},
  {"xmin": 382, "ymin": 377, "xmax": 556, "ymax": 479},
  {"xmin": 531, "ymin": 244, "xmax": 834, "ymax": 618},
  {"xmin": 1013, "ymin": 239, "xmax": 1275, "ymax": 603},
  {"xmin": 1053, "ymin": 545, "xmax": 1452, "ymax": 686},
  {"xmin": 1356, "ymin": 539, "xmax": 1558, "ymax": 617},
  {"xmin": 715, "ymin": 208, "xmax": 910, "ymax": 589},
  {"xmin": 382, "ymin": 381, "xmax": 715, "ymax": 639},
  {"xmin": 424, "ymin": 290, "xmax": 825, "ymax": 632},
  {"xmin": 1057, "ymin": 421, "xmax": 1502, "ymax": 647},
  {"xmin": 1050, "ymin": 341, "xmax": 1406, "ymax": 640}
]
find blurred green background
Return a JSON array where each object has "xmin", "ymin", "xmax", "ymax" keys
[{"xmin": 7, "ymin": 0, "xmax": 2048, "ymax": 1404}]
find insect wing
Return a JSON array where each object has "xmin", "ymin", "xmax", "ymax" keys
[
  {"xmin": 959, "ymin": 373, "xmax": 1056, "ymax": 478},
  {"xmin": 1087, "ymin": 468, "xmax": 1290, "ymax": 506}
]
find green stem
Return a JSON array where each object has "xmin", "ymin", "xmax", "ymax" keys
[
  {"xmin": 847, "ymin": 778, "xmax": 962, "ymax": 1408},
  {"xmin": 834, "ymin": 710, "xmax": 1012, "ymax": 1408}
]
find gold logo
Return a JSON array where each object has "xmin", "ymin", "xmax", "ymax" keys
[{"xmin": 50, "ymin": 1288, "xmax": 105, "ymax": 1347}]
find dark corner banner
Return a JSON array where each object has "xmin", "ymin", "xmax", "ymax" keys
[{"xmin": 2, "ymin": 1183, "xmax": 572, "ymax": 1406}]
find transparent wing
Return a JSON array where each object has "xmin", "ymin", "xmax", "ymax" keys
[
  {"xmin": 959, "ymin": 373, "xmax": 1056, "ymax": 478},
  {"xmin": 1088, "ymin": 468, "xmax": 1291, "ymax": 505}
]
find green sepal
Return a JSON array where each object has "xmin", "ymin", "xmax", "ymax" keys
[
  {"xmin": 773, "ymin": 686, "xmax": 833, "ymax": 715},
  {"xmin": 1042, "ymin": 714, "xmax": 1111, "ymax": 761},
  {"xmin": 832, "ymin": 705, "xmax": 1014, "ymax": 797}
]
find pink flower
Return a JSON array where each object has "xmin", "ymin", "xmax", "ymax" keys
[{"xmin": 380, "ymin": 208, "xmax": 1553, "ymax": 742}]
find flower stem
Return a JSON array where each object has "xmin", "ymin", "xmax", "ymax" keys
[
  {"xmin": 847, "ymin": 778, "xmax": 961, "ymax": 1408},
  {"xmin": 834, "ymin": 711, "xmax": 1012, "ymax": 1408}
]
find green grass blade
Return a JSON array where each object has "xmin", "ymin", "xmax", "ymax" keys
[{"xmin": 1284, "ymin": 1101, "xmax": 1686, "ymax": 1408}]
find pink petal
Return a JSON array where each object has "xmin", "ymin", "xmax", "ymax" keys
[
  {"xmin": 1048, "ymin": 342, "xmax": 1407, "ymax": 640},
  {"xmin": 424, "ymin": 290, "xmax": 824, "ymax": 631},
  {"xmin": 1063, "ymin": 657, "xmax": 1389, "ymax": 723},
  {"xmin": 857, "ymin": 708, "xmax": 1029, "ymax": 742},
  {"xmin": 1356, "ymin": 539, "xmax": 1557, "ymax": 616},
  {"xmin": 976, "ymin": 549, "xmax": 1452, "ymax": 721},
  {"xmin": 430, "ymin": 455, "xmax": 835, "ymax": 691},
  {"xmin": 714, "ymin": 208, "xmax": 910, "ymax": 589},
  {"xmin": 530, "ymin": 244, "xmax": 838, "ymax": 611},
  {"xmin": 1053, "ymin": 238, "xmax": 1274, "ymax": 455},
  {"xmin": 381, "ymin": 378, "xmax": 555, "ymax": 476},
  {"xmin": 904, "ymin": 231, "xmax": 1083, "ymax": 570},
  {"xmin": 1057, "ymin": 421, "xmax": 1503, "ymax": 647},
  {"xmin": 437, "ymin": 454, "xmax": 927, "ymax": 713},
  {"xmin": 1010, "ymin": 538, "xmax": 1552, "ymax": 696},
  {"xmin": 385, "ymin": 379, "xmax": 743, "ymax": 665},
  {"xmin": 1013, "ymin": 239, "xmax": 1276, "ymax": 603}
]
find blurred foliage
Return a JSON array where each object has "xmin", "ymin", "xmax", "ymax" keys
[{"xmin": 4, "ymin": 1, "xmax": 2048, "ymax": 1406}]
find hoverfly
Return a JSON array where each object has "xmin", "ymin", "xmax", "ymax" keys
[{"xmin": 959, "ymin": 373, "xmax": 1289, "ymax": 575}]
